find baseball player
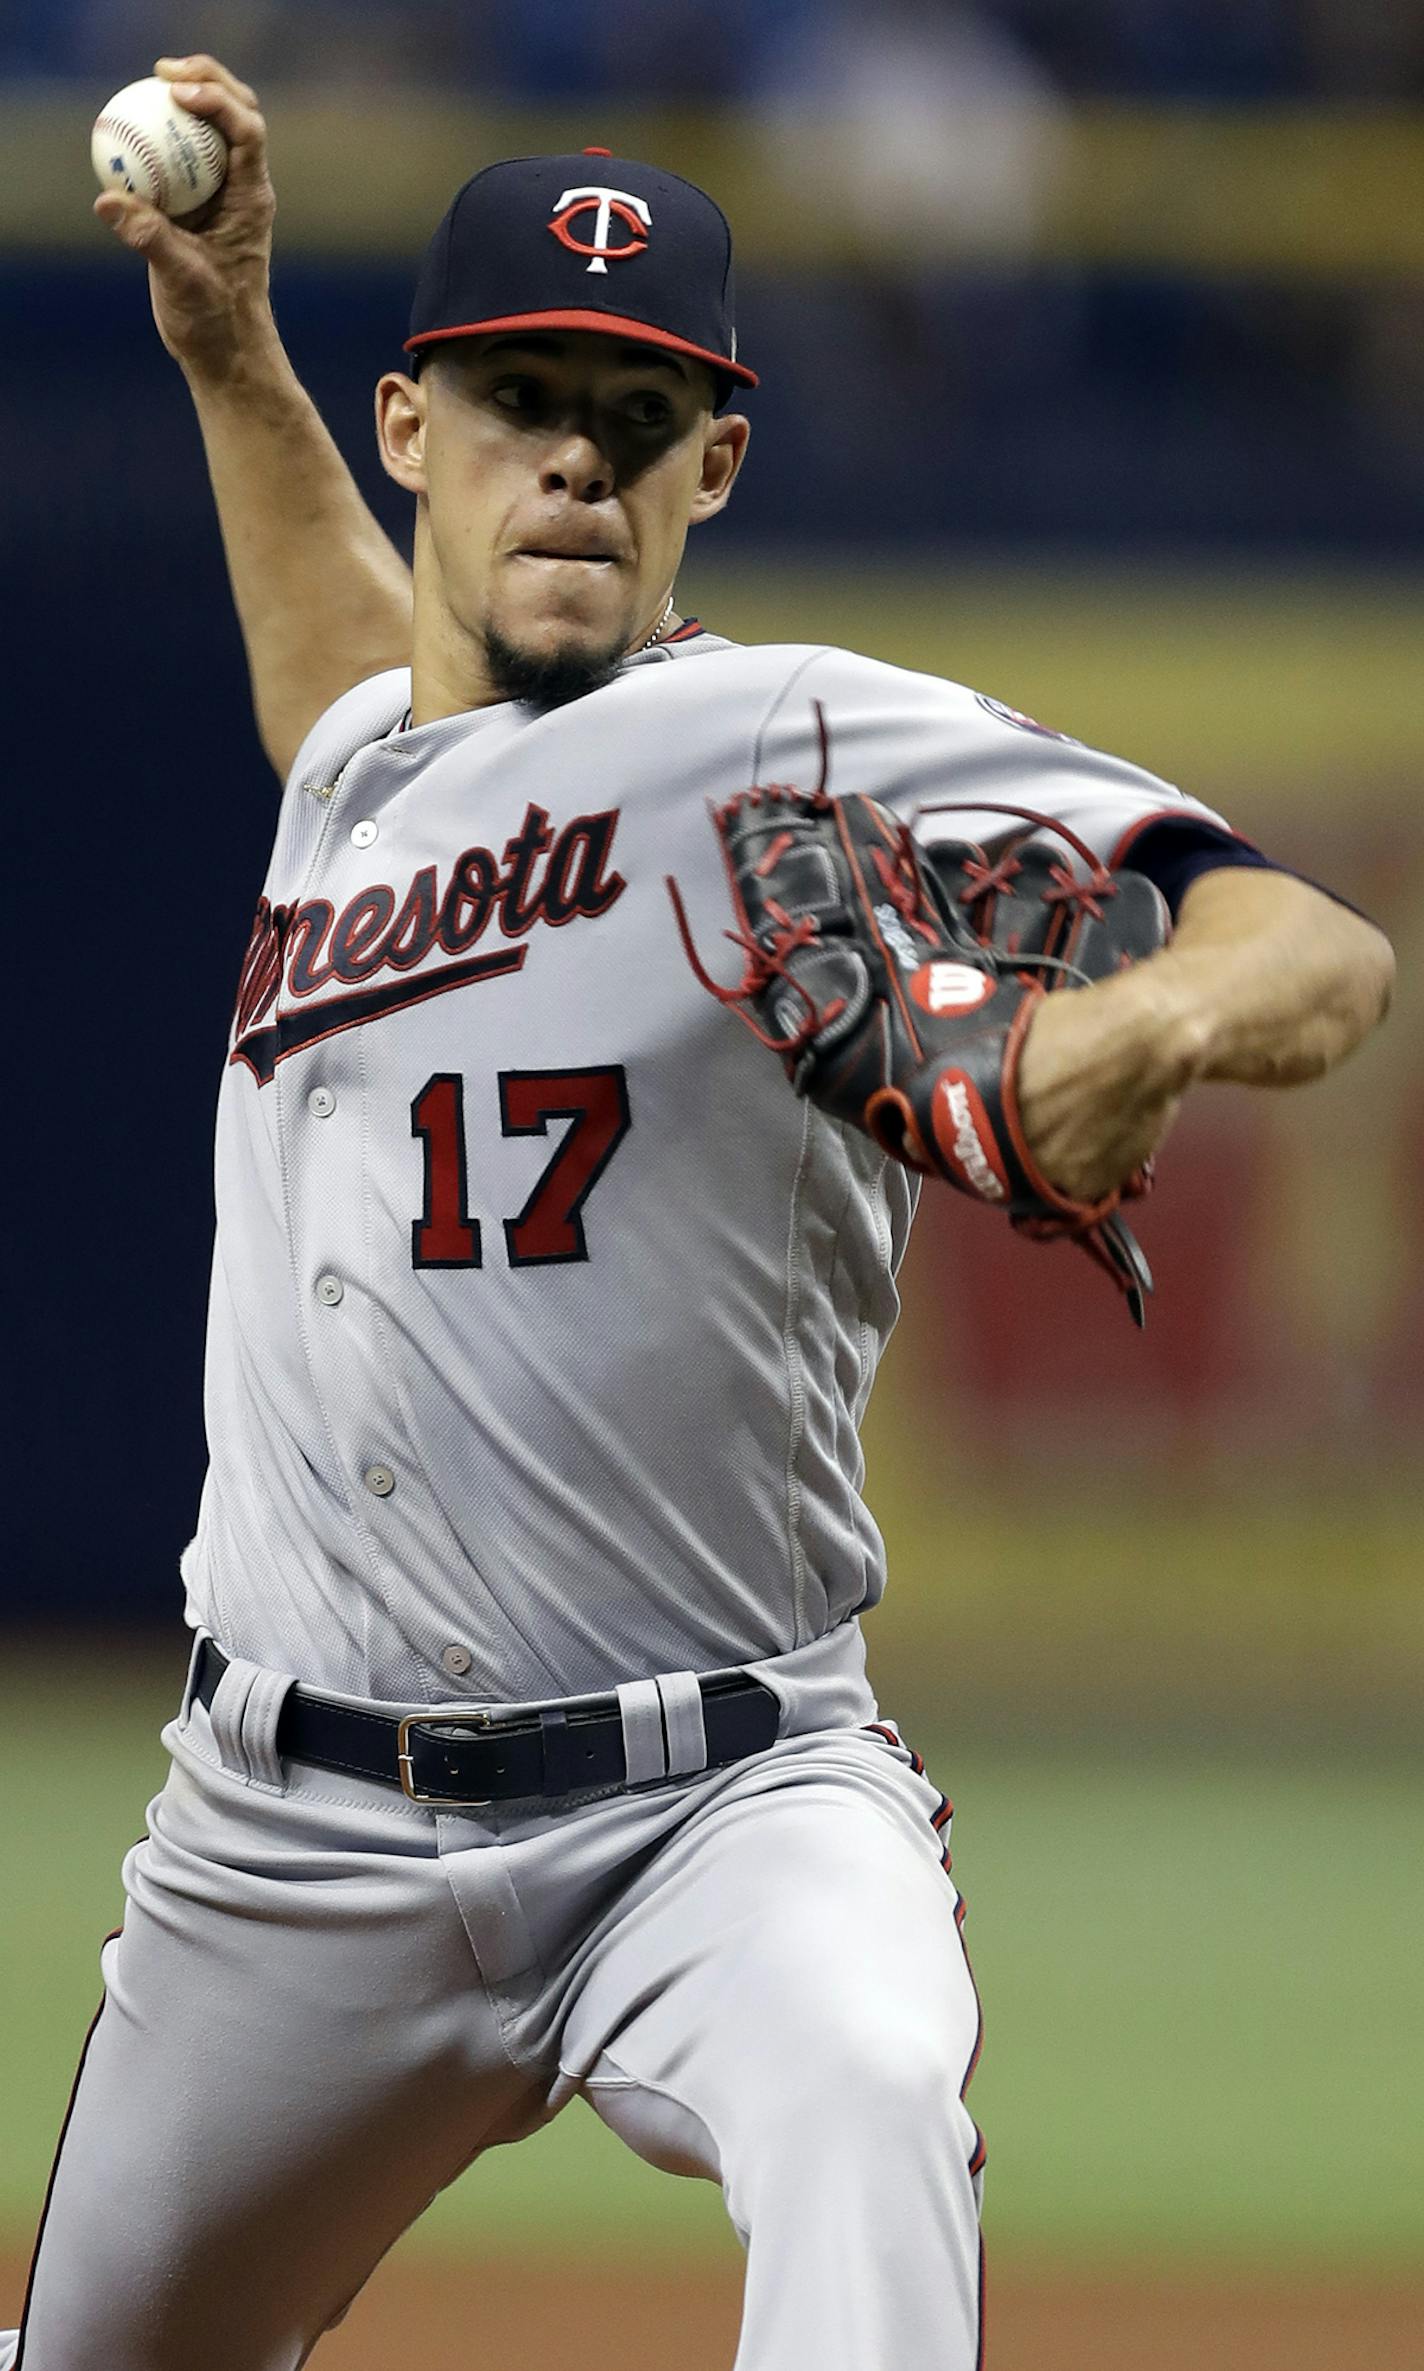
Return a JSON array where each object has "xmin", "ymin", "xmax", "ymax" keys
[{"xmin": 6, "ymin": 57, "xmax": 1393, "ymax": 2371}]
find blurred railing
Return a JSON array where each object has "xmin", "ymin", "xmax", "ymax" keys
[{"xmin": 4, "ymin": 95, "xmax": 1423, "ymax": 270}]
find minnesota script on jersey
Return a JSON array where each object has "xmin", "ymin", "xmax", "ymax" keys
[{"xmin": 184, "ymin": 633, "xmax": 1233, "ymax": 1703}]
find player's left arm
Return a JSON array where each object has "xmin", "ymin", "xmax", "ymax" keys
[{"xmin": 1016, "ymin": 866, "xmax": 1395, "ymax": 1204}]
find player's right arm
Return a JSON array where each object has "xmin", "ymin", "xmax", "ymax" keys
[{"xmin": 96, "ymin": 56, "xmax": 413, "ymax": 779}]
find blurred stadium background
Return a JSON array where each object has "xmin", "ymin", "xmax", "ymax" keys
[{"xmin": 3, "ymin": 3, "xmax": 1421, "ymax": 2364}]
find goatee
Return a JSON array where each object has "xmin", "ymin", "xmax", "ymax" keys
[{"xmin": 482, "ymin": 622, "xmax": 626, "ymax": 712}]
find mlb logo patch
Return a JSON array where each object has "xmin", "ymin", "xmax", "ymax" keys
[{"xmin": 975, "ymin": 693, "xmax": 1083, "ymax": 747}]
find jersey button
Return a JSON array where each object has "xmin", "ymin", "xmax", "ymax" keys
[
  {"xmin": 440, "ymin": 1643, "xmax": 473, "ymax": 1679},
  {"xmin": 363, "ymin": 1464, "xmax": 395, "ymax": 1498},
  {"xmin": 315, "ymin": 1273, "xmax": 344, "ymax": 1306},
  {"xmin": 307, "ymin": 1086, "xmax": 336, "ymax": 1118},
  {"xmin": 350, "ymin": 819, "xmax": 379, "ymax": 849}
]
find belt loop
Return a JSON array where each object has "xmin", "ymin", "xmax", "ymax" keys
[
  {"xmin": 538, "ymin": 1704, "xmax": 579, "ymax": 1796},
  {"xmin": 208, "ymin": 1654, "xmax": 293, "ymax": 1790},
  {"xmin": 616, "ymin": 1679, "xmax": 667, "ymax": 1785},
  {"xmin": 179, "ymin": 1629, "xmax": 207, "ymax": 1723},
  {"xmin": 656, "ymin": 1671, "xmax": 708, "ymax": 1775}
]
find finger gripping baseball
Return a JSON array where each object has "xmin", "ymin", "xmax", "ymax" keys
[{"xmin": 670, "ymin": 739, "xmax": 1170, "ymax": 1325}]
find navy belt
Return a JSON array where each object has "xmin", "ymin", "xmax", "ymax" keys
[{"xmin": 194, "ymin": 1636, "xmax": 780, "ymax": 1807}]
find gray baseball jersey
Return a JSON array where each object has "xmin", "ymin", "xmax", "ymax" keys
[
  {"xmin": 8, "ymin": 629, "xmax": 1248, "ymax": 2371},
  {"xmin": 183, "ymin": 630, "xmax": 1233, "ymax": 1705}
]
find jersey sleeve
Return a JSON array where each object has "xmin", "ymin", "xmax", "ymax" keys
[
  {"xmin": 751, "ymin": 646, "xmax": 1278, "ymax": 919},
  {"xmin": 281, "ymin": 667, "xmax": 414, "ymax": 802},
  {"xmin": 1105, "ymin": 812, "xmax": 1280, "ymax": 917}
]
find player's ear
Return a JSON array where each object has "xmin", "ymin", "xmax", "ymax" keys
[
  {"xmin": 376, "ymin": 370, "xmax": 429, "ymax": 496},
  {"xmin": 689, "ymin": 413, "xmax": 749, "ymax": 524}
]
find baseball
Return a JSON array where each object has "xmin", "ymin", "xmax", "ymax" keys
[{"xmin": 91, "ymin": 77, "xmax": 228, "ymax": 217}]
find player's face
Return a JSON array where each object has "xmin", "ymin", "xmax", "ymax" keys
[{"xmin": 377, "ymin": 333, "xmax": 749, "ymax": 701}]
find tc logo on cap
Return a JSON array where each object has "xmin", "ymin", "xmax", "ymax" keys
[{"xmin": 548, "ymin": 184, "xmax": 652, "ymax": 274}]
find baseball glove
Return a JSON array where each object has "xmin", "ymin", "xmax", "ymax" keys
[{"xmin": 667, "ymin": 707, "xmax": 1169, "ymax": 1325}]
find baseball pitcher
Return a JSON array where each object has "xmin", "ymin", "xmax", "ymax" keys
[{"xmin": 4, "ymin": 56, "xmax": 1393, "ymax": 2371}]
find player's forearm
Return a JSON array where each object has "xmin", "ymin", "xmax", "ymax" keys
[
  {"xmin": 95, "ymin": 60, "xmax": 413, "ymax": 779},
  {"xmin": 1145, "ymin": 868, "xmax": 1395, "ymax": 1088},
  {"xmin": 186, "ymin": 327, "xmax": 413, "ymax": 778},
  {"xmin": 1016, "ymin": 865, "xmax": 1393, "ymax": 1202}
]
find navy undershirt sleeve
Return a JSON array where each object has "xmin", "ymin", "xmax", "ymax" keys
[{"xmin": 1120, "ymin": 817, "xmax": 1367, "ymax": 925}]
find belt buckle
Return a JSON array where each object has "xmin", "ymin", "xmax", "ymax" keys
[{"xmin": 397, "ymin": 1709, "xmax": 495, "ymax": 1807}]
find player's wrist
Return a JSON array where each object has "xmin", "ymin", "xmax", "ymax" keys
[
  {"xmin": 1096, "ymin": 951, "xmax": 1215, "ymax": 1099},
  {"xmin": 177, "ymin": 303, "xmax": 289, "ymax": 397}
]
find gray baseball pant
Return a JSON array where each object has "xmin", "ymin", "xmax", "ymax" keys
[{"xmin": 4, "ymin": 1649, "xmax": 984, "ymax": 2369}]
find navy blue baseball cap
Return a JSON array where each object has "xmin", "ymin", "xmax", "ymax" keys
[{"xmin": 405, "ymin": 148, "xmax": 757, "ymax": 400}]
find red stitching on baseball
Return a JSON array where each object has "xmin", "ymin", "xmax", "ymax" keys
[{"xmin": 95, "ymin": 117, "xmax": 166, "ymax": 205}]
